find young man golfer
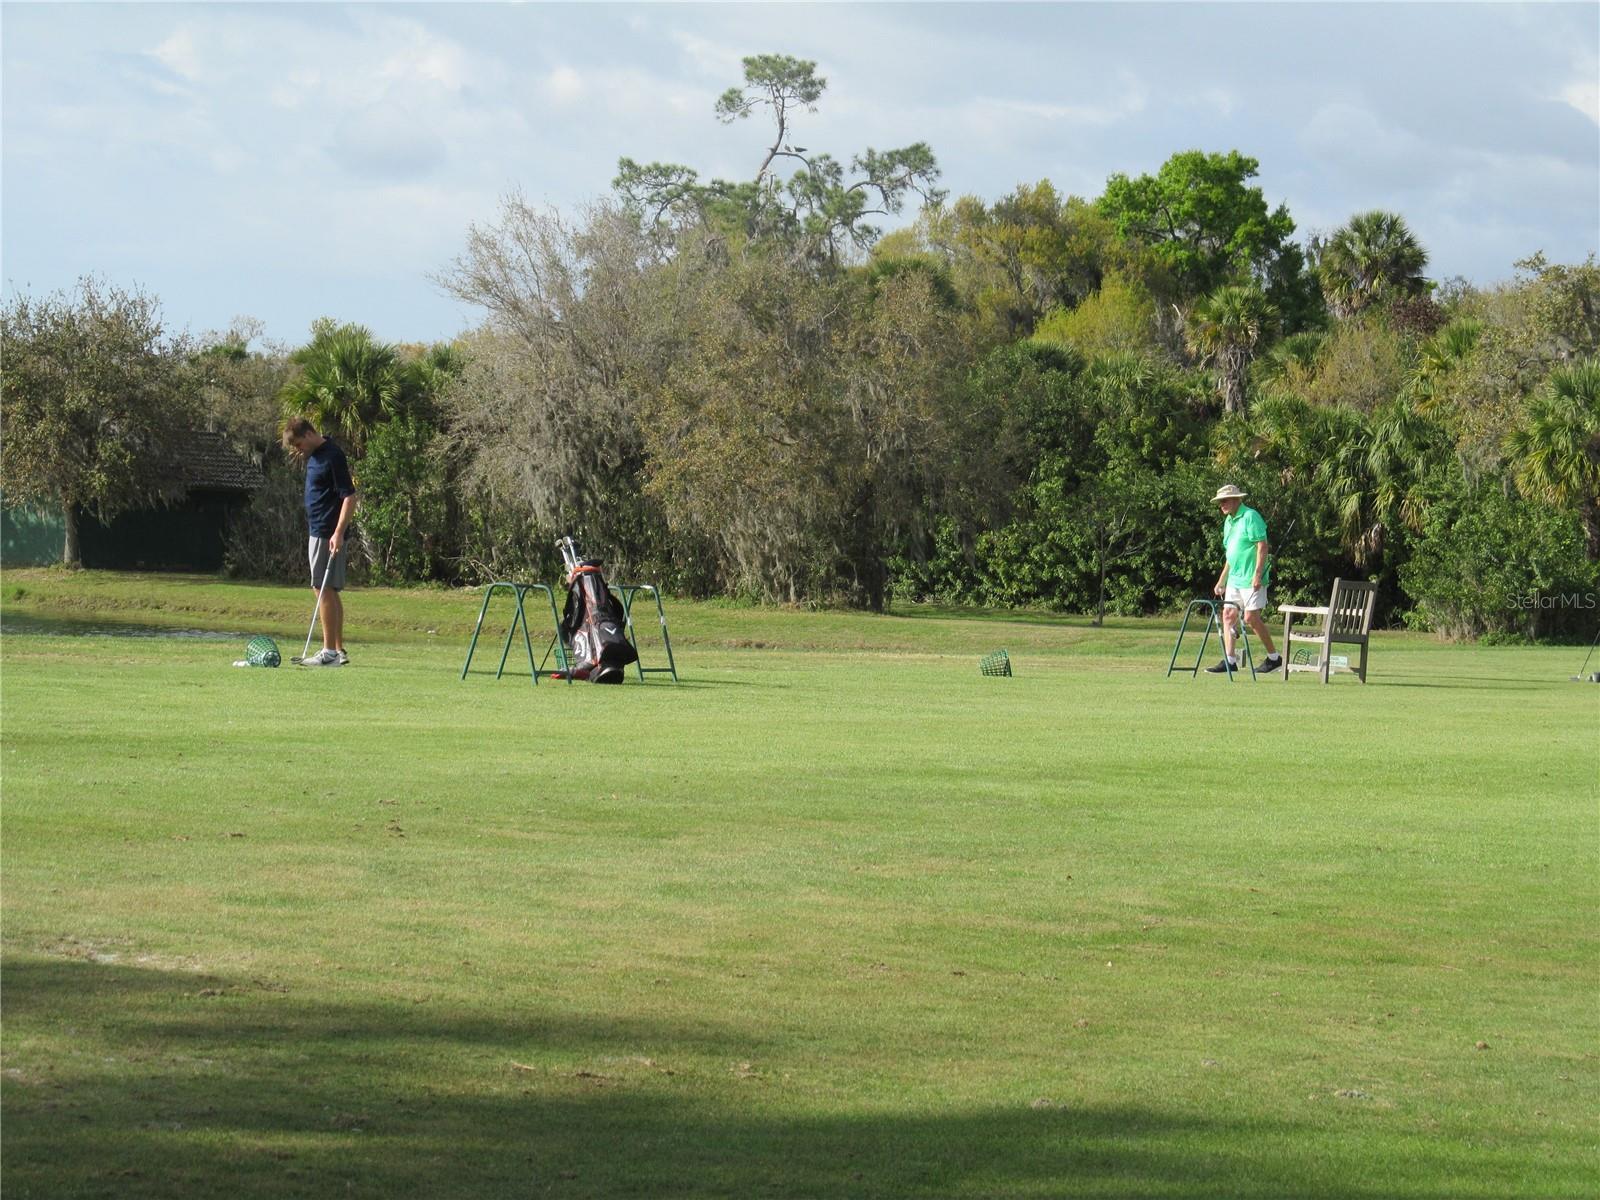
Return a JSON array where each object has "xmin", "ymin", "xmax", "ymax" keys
[
  {"xmin": 282, "ymin": 417, "xmax": 357, "ymax": 667},
  {"xmin": 1207, "ymin": 484, "xmax": 1282, "ymax": 675}
]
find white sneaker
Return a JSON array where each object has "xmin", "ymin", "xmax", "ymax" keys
[
  {"xmin": 335, "ymin": 649, "xmax": 350, "ymax": 665},
  {"xmin": 300, "ymin": 648, "xmax": 342, "ymax": 667}
]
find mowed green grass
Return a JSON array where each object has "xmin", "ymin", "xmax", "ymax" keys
[{"xmin": 2, "ymin": 572, "xmax": 1596, "ymax": 1199}]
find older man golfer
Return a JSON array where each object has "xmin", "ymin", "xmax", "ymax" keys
[{"xmin": 1207, "ymin": 484, "xmax": 1282, "ymax": 675}]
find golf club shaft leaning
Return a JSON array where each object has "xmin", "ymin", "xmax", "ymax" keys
[
  {"xmin": 1576, "ymin": 625, "xmax": 1600, "ymax": 680},
  {"xmin": 302, "ymin": 557, "xmax": 334, "ymax": 660}
]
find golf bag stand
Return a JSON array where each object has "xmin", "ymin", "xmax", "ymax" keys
[
  {"xmin": 552, "ymin": 535, "xmax": 639, "ymax": 684},
  {"xmin": 612, "ymin": 583, "xmax": 680, "ymax": 682}
]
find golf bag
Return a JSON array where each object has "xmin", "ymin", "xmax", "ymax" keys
[{"xmin": 553, "ymin": 537, "xmax": 638, "ymax": 684}]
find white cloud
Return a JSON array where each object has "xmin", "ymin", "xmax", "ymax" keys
[
  {"xmin": 976, "ymin": 97, "xmax": 1128, "ymax": 126},
  {"xmin": 372, "ymin": 15, "xmax": 470, "ymax": 92},
  {"xmin": 209, "ymin": 146, "xmax": 249, "ymax": 176},
  {"xmin": 150, "ymin": 26, "xmax": 201, "ymax": 82},
  {"xmin": 297, "ymin": 180, "xmax": 491, "ymax": 273},
  {"xmin": 544, "ymin": 65, "xmax": 584, "ymax": 105},
  {"xmin": 957, "ymin": 76, "xmax": 1147, "ymax": 141},
  {"xmin": 1299, "ymin": 102, "xmax": 1446, "ymax": 191},
  {"xmin": 327, "ymin": 105, "xmax": 448, "ymax": 182},
  {"xmin": 1301, "ymin": 98, "xmax": 1593, "ymax": 219},
  {"xmin": 1197, "ymin": 87, "xmax": 1235, "ymax": 117},
  {"xmin": 5, "ymin": 1, "xmax": 1594, "ymax": 343},
  {"xmin": 1560, "ymin": 76, "xmax": 1599, "ymax": 125},
  {"xmin": 1295, "ymin": 97, "xmax": 1597, "ymax": 280},
  {"xmin": 270, "ymin": 68, "xmax": 322, "ymax": 111},
  {"xmin": 122, "ymin": 8, "xmax": 526, "ymax": 189},
  {"xmin": 670, "ymin": 31, "xmax": 747, "ymax": 81},
  {"xmin": 550, "ymin": 64, "xmax": 705, "ymax": 122}
]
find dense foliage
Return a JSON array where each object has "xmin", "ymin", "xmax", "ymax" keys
[
  {"xmin": 0, "ymin": 281, "xmax": 200, "ymax": 565},
  {"xmin": 6, "ymin": 54, "xmax": 1595, "ymax": 639}
]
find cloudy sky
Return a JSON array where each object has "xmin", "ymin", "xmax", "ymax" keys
[{"xmin": 3, "ymin": 2, "xmax": 1596, "ymax": 347}]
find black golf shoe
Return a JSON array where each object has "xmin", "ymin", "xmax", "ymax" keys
[
  {"xmin": 1258, "ymin": 654, "xmax": 1282, "ymax": 673},
  {"xmin": 1204, "ymin": 659, "xmax": 1237, "ymax": 674}
]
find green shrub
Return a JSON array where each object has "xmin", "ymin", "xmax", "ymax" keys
[
  {"xmin": 224, "ymin": 456, "xmax": 311, "ymax": 583},
  {"xmin": 1400, "ymin": 489, "xmax": 1597, "ymax": 640},
  {"xmin": 355, "ymin": 416, "xmax": 447, "ymax": 585}
]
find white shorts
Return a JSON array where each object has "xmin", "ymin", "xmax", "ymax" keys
[{"xmin": 1224, "ymin": 584, "xmax": 1268, "ymax": 613}]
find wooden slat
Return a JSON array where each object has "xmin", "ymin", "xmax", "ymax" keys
[{"xmin": 1283, "ymin": 578, "xmax": 1376, "ymax": 683}]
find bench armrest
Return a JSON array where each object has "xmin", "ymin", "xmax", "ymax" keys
[{"xmin": 1277, "ymin": 604, "xmax": 1329, "ymax": 615}]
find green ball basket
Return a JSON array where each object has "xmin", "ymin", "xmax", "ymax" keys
[
  {"xmin": 979, "ymin": 649, "xmax": 1012, "ymax": 677},
  {"xmin": 245, "ymin": 634, "xmax": 282, "ymax": 668}
]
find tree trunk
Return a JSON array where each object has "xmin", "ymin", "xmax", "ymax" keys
[
  {"xmin": 62, "ymin": 502, "xmax": 81, "ymax": 567},
  {"xmin": 1222, "ymin": 346, "xmax": 1245, "ymax": 414},
  {"xmin": 865, "ymin": 558, "xmax": 886, "ymax": 614},
  {"xmin": 1094, "ymin": 552, "xmax": 1107, "ymax": 627},
  {"xmin": 853, "ymin": 481, "xmax": 887, "ymax": 613}
]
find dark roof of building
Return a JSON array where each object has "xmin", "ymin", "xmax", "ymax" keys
[{"xmin": 183, "ymin": 430, "xmax": 265, "ymax": 493}]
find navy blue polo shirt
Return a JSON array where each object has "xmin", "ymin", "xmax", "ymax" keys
[{"xmin": 304, "ymin": 439, "xmax": 356, "ymax": 538}]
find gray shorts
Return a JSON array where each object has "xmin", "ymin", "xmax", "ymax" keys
[{"xmin": 309, "ymin": 536, "xmax": 349, "ymax": 591}]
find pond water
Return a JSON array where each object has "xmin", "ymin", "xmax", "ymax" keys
[{"xmin": 1, "ymin": 616, "xmax": 246, "ymax": 642}]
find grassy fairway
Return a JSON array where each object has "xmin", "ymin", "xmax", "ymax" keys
[{"xmin": 2, "ymin": 571, "xmax": 1596, "ymax": 1198}]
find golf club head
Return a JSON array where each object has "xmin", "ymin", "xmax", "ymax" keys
[{"xmin": 556, "ymin": 534, "xmax": 582, "ymax": 574}]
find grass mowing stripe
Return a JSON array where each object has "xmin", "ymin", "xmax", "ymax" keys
[{"xmin": 2, "ymin": 574, "xmax": 1596, "ymax": 1197}]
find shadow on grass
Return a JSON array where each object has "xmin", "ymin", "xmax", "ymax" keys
[
  {"xmin": 0, "ymin": 955, "xmax": 1518, "ymax": 1200},
  {"xmin": 457, "ymin": 670, "xmax": 770, "ymax": 690},
  {"xmin": 1373, "ymin": 673, "xmax": 1574, "ymax": 691}
]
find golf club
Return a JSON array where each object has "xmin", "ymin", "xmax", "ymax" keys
[
  {"xmin": 1569, "ymin": 624, "xmax": 1600, "ymax": 682},
  {"xmin": 292, "ymin": 554, "xmax": 336, "ymax": 665}
]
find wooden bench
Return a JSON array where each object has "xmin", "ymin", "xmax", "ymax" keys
[{"xmin": 1278, "ymin": 578, "xmax": 1377, "ymax": 684}]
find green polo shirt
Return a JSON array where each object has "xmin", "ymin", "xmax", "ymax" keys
[{"xmin": 1223, "ymin": 504, "xmax": 1270, "ymax": 588}]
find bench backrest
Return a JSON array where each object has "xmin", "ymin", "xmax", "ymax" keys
[{"xmin": 1328, "ymin": 578, "xmax": 1378, "ymax": 640}]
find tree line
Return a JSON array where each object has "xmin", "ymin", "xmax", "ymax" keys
[{"xmin": 4, "ymin": 54, "xmax": 1596, "ymax": 639}]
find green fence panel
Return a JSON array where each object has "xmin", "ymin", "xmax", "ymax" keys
[{"xmin": 1, "ymin": 502, "xmax": 65, "ymax": 567}]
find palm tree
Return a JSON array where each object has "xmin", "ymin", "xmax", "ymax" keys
[
  {"xmin": 397, "ymin": 342, "xmax": 465, "ymax": 424},
  {"xmin": 1253, "ymin": 330, "xmax": 1325, "ymax": 388},
  {"xmin": 1317, "ymin": 210, "xmax": 1429, "ymax": 317},
  {"xmin": 1321, "ymin": 399, "xmax": 1443, "ymax": 566},
  {"xmin": 1506, "ymin": 359, "xmax": 1600, "ymax": 557},
  {"xmin": 1186, "ymin": 285, "xmax": 1276, "ymax": 413},
  {"xmin": 1411, "ymin": 316, "xmax": 1483, "ymax": 412},
  {"xmin": 1087, "ymin": 350, "xmax": 1159, "ymax": 404},
  {"xmin": 279, "ymin": 322, "xmax": 401, "ymax": 454},
  {"xmin": 1215, "ymin": 389, "xmax": 1339, "ymax": 489}
]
